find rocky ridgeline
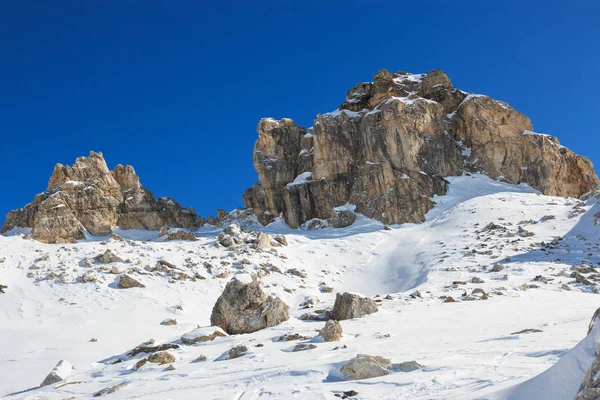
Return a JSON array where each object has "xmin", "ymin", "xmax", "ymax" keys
[
  {"xmin": 2, "ymin": 69, "xmax": 599, "ymax": 242},
  {"xmin": 243, "ymin": 69, "xmax": 599, "ymax": 228},
  {"xmin": 1, "ymin": 151, "xmax": 208, "ymax": 243}
]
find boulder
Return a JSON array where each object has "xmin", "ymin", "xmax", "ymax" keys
[
  {"xmin": 255, "ymin": 231, "xmax": 272, "ymax": 249},
  {"xmin": 210, "ymin": 275, "xmax": 289, "ymax": 334},
  {"xmin": 147, "ymin": 351, "xmax": 175, "ymax": 364},
  {"xmin": 293, "ymin": 344, "xmax": 317, "ymax": 352},
  {"xmin": 340, "ymin": 354, "xmax": 391, "ymax": 380},
  {"xmin": 274, "ymin": 235, "xmax": 288, "ymax": 246},
  {"xmin": 220, "ymin": 345, "xmax": 248, "ymax": 360},
  {"xmin": 96, "ymin": 249, "xmax": 123, "ymax": 264},
  {"xmin": 331, "ymin": 210, "xmax": 357, "ymax": 228},
  {"xmin": 181, "ymin": 327, "xmax": 227, "ymax": 345},
  {"xmin": 40, "ymin": 360, "xmax": 72, "ymax": 387},
  {"xmin": 117, "ymin": 274, "xmax": 145, "ymax": 289},
  {"xmin": 166, "ymin": 230, "xmax": 198, "ymax": 241},
  {"xmin": 332, "ymin": 292, "xmax": 378, "ymax": 320},
  {"xmin": 94, "ymin": 383, "xmax": 127, "ymax": 397},
  {"xmin": 126, "ymin": 342, "xmax": 179, "ymax": 358},
  {"xmin": 392, "ymin": 361, "xmax": 422, "ymax": 372},
  {"xmin": 317, "ymin": 320, "xmax": 343, "ymax": 342}
]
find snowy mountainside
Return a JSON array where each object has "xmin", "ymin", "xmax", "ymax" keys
[{"xmin": 1, "ymin": 174, "xmax": 599, "ymax": 399}]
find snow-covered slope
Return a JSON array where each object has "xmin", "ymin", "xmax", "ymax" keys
[{"xmin": 1, "ymin": 175, "xmax": 599, "ymax": 399}]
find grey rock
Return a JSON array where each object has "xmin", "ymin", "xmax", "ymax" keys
[
  {"xmin": 147, "ymin": 351, "xmax": 175, "ymax": 364},
  {"xmin": 292, "ymin": 344, "xmax": 317, "ymax": 352},
  {"xmin": 210, "ymin": 276, "xmax": 289, "ymax": 334},
  {"xmin": 317, "ymin": 320, "xmax": 343, "ymax": 342},
  {"xmin": 392, "ymin": 361, "xmax": 422, "ymax": 372},
  {"xmin": 117, "ymin": 274, "xmax": 145, "ymax": 289},
  {"xmin": 223, "ymin": 345, "xmax": 248, "ymax": 360},
  {"xmin": 340, "ymin": 354, "xmax": 391, "ymax": 380},
  {"xmin": 332, "ymin": 292, "xmax": 378, "ymax": 320},
  {"xmin": 40, "ymin": 360, "xmax": 72, "ymax": 387},
  {"xmin": 331, "ymin": 210, "xmax": 357, "ymax": 228}
]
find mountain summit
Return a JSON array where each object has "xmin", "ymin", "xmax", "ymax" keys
[{"xmin": 243, "ymin": 69, "xmax": 599, "ymax": 228}]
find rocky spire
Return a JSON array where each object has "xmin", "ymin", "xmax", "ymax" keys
[{"xmin": 244, "ymin": 69, "xmax": 599, "ymax": 228}]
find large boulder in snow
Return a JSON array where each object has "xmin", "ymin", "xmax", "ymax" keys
[
  {"xmin": 210, "ymin": 275, "xmax": 289, "ymax": 334},
  {"xmin": 317, "ymin": 319, "xmax": 343, "ymax": 342},
  {"xmin": 40, "ymin": 360, "xmax": 72, "ymax": 387},
  {"xmin": 340, "ymin": 354, "xmax": 391, "ymax": 380},
  {"xmin": 332, "ymin": 292, "xmax": 378, "ymax": 320},
  {"xmin": 242, "ymin": 69, "xmax": 599, "ymax": 229},
  {"xmin": 340, "ymin": 354, "xmax": 421, "ymax": 380},
  {"xmin": 1, "ymin": 151, "xmax": 205, "ymax": 243}
]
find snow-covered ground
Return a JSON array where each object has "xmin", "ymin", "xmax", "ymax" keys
[{"xmin": 1, "ymin": 175, "xmax": 599, "ymax": 399}]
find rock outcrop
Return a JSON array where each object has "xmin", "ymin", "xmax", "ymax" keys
[
  {"xmin": 243, "ymin": 69, "xmax": 599, "ymax": 228},
  {"xmin": 210, "ymin": 275, "xmax": 289, "ymax": 334},
  {"xmin": 1, "ymin": 151, "xmax": 205, "ymax": 243}
]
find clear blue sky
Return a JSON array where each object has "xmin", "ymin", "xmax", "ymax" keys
[{"xmin": 1, "ymin": 1, "xmax": 599, "ymax": 219}]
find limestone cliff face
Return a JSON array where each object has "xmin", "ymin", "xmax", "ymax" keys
[
  {"xmin": 1, "ymin": 151, "xmax": 205, "ymax": 243},
  {"xmin": 244, "ymin": 69, "xmax": 599, "ymax": 228}
]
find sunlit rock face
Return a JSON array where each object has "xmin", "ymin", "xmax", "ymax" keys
[
  {"xmin": 244, "ymin": 69, "xmax": 599, "ymax": 228},
  {"xmin": 2, "ymin": 151, "xmax": 204, "ymax": 243}
]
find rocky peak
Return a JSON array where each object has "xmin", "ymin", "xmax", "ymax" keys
[
  {"xmin": 112, "ymin": 164, "xmax": 141, "ymax": 191},
  {"xmin": 2, "ymin": 151, "xmax": 204, "ymax": 243},
  {"xmin": 244, "ymin": 68, "xmax": 599, "ymax": 228},
  {"xmin": 48, "ymin": 151, "xmax": 120, "ymax": 192}
]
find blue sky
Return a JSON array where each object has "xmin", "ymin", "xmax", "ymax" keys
[{"xmin": 1, "ymin": 1, "xmax": 599, "ymax": 219}]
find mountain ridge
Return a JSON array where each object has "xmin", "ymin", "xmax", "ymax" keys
[{"xmin": 2, "ymin": 68, "xmax": 599, "ymax": 246}]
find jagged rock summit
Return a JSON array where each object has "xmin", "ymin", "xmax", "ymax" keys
[
  {"xmin": 1, "ymin": 151, "xmax": 205, "ymax": 243},
  {"xmin": 243, "ymin": 68, "xmax": 599, "ymax": 228}
]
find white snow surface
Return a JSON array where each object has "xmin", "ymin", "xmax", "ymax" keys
[{"xmin": 1, "ymin": 174, "xmax": 599, "ymax": 399}]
